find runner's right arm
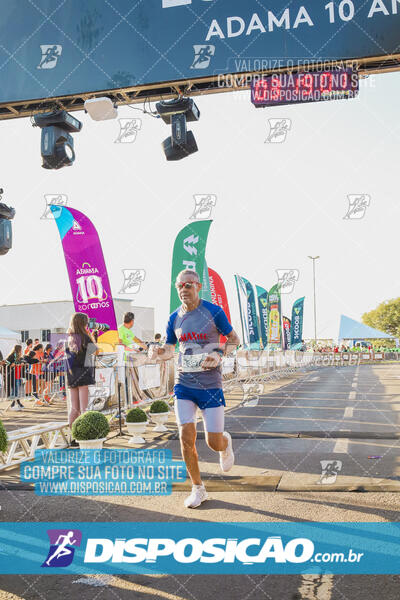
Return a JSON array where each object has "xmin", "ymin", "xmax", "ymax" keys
[{"xmin": 150, "ymin": 344, "xmax": 175, "ymax": 361}]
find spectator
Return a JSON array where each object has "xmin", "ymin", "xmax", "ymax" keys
[
  {"xmin": 53, "ymin": 342, "xmax": 67, "ymax": 399},
  {"xmin": 118, "ymin": 312, "xmax": 147, "ymax": 351},
  {"xmin": 24, "ymin": 339, "xmax": 33, "ymax": 356},
  {"xmin": 24, "ymin": 350, "xmax": 41, "ymax": 404},
  {"xmin": 66, "ymin": 313, "xmax": 98, "ymax": 444},
  {"xmin": 32, "ymin": 344, "xmax": 47, "ymax": 398},
  {"xmin": 6, "ymin": 345, "xmax": 24, "ymax": 409},
  {"xmin": 154, "ymin": 333, "xmax": 162, "ymax": 345}
]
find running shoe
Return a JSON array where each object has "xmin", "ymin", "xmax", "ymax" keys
[
  {"xmin": 10, "ymin": 405, "xmax": 20, "ymax": 411},
  {"xmin": 184, "ymin": 484, "xmax": 208, "ymax": 508},
  {"xmin": 219, "ymin": 431, "xmax": 234, "ymax": 472}
]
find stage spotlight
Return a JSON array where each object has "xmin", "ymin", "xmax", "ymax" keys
[
  {"xmin": 0, "ymin": 191, "xmax": 15, "ymax": 256},
  {"xmin": 156, "ymin": 97, "xmax": 200, "ymax": 161},
  {"xmin": 84, "ymin": 97, "xmax": 117, "ymax": 121},
  {"xmin": 33, "ymin": 110, "xmax": 83, "ymax": 169}
]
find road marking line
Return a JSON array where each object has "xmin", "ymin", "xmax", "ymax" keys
[
  {"xmin": 333, "ymin": 429, "xmax": 349, "ymax": 453},
  {"xmin": 344, "ymin": 407, "xmax": 353, "ymax": 418},
  {"xmin": 351, "ymin": 382, "xmax": 357, "ymax": 388},
  {"xmin": 297, "ymin": 574, "xmax": 333, "ymax": 599},
  {"xmin": 349, "ymin": 391, "xmax": 356, "ymax": 400}
]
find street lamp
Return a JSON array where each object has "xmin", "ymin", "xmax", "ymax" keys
[{"xmin": 308, "ymin": 256, "xmax": 320, "ymax": 344}]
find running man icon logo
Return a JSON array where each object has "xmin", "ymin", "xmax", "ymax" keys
[
  {"xmin": 318, "ymin": 460, "xmax": 342, "ymax": 485},
  {"xmin": 242, "ymin": 383, "xmax": 264, "ymax": 407},
  {"xmin": 119, "ymin": 269, "xmax": 146, "ymax": 294},
  {"xmin": 41, "ymin": 194, "xmax": 68, "ymax": 220},
  {"xmin": 265, "ymin": 119, "xmax": 291, "ymax": 143},
  {"xmin": 343, "ymin": 194, "xmax": 370, "ymax": 219},
  {"xmin": 37, "ymin": 45, "xmax": 62, "ymax": 69},
  {"xmin": 115, "ymin": 118, "xmax": 142, "ymax": 143},
  {"xmin": 190, "ymin": 194, "xmax": 217, "ymax": 219},
  {"xmin": 42, "ymin": 529, "xmax": 82, "ymax": 568},
  {"xmin": 276, "ymin": 269, "xmax": 299, "ymax": 294},
  {"xmin": 191, "ymin": 45, "xmax": 215, "ymax": 69}
]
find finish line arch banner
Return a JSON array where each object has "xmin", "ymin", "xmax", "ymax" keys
[
  {"xmin": 0, "ymin": 1, "xmax": 399, "ymax": 106},
  {"xmin": 52, "ymin": 205, "xmax": 118, "ymax": 345}
]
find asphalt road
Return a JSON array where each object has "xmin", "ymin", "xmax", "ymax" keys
[{"xmin": 1, "ymin": 363, "xmax": 400, "ymax": 599}]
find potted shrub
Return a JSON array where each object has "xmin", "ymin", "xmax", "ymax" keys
[
  {"xmin": 0, "ymin": 420, "xmax": 8, "ymax": 464},
  {"xmin": 71, "ymin": 411, "xmax": 110, "ymax": 449},
  {"xmin": 126, "ymin": 407, "xmax": 148, "ymax": 444},
  {"xmin": 149, "ymin": 400, "xmax": 170, "ymax": 432}
]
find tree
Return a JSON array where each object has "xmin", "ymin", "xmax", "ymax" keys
[{"xmin": 362, "ymin": 298, "xmax": 400, "ymax": 338}]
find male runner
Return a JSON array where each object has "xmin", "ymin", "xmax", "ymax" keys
[{"xmin": 150, "ymin": 269, "xmax": 240, "ymax": 508}]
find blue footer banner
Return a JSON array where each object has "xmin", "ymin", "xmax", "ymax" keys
[{"xmin": 0, "ymin": 522, "xmax": 399, "ymax": 574}]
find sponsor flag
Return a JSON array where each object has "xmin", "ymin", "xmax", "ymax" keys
[
  {"xmin": 282, "ymin": 316, "xmax": 291, "ymax": 350},
  {"xmin": 235, "ymin": 274, "xmax": 250, "ymax": 349},
  {"xmin": 267, "ymin": 283, "xmax": 282, "ymax": 347},
  {"xmin": 51, "ymin": 206, "xmax": 117, "ymax": 337},
  {"xmin": 256, "ymin": 285, "xmax": 268, "ymax": 349},
  {"xmin": 208, "ymin": 267, "xmax": 231, "ymax": 343},
  {"xmin": 240, "ymin": 276, "xmax": 260, "ymax": 350},
  {"xmin": 201, "ymin": 260, "xmax": 212, "ymax": 303},
  {"xmin": 170, "ymin": 220, "xmax": 212, "ymax": 313},
  {"xmin": 290, "ymin": 297, "xmax": 305, "ymax": 349}
]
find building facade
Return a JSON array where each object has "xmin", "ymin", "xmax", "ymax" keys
[{"xmin": 0, "ymin": 300, "xmax": 154, "ymax": 344}]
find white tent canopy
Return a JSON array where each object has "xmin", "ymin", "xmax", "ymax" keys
[{"xmin": 0, "ymin": 325, "xmax": 20, "ymax": 358}]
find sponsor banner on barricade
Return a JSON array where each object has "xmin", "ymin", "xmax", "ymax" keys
[
  {"xmin": 138, "ymin": 364, "xmax": 161, "ymax": 391},
  {"xmin": 0, "ymin": 522, "xmax": 399, "ymax": 575}
]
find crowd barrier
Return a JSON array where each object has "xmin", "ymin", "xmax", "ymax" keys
[
  {"xmin": 1, "ymin": 350, "xmax": 396, "ymax": 408},
  {"xmin": 0, "ymin": 348, "xmax": 395, "ymax": 470},
  {"xmin": 0, "ymin": 358, "xmax": 66, "ymax": 407}
]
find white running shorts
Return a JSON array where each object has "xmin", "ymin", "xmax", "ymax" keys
[{"xmin": 174, "ymin": 398, "xmax": 225, "ymax": 433}]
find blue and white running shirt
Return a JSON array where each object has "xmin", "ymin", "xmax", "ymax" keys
[{"xmin": 165, "ymin": 300, "xmax": 232, "ymax": 389}]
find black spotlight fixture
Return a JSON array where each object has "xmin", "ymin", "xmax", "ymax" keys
[
  {"xmin": 156, "ymin": 97, "xmax": 200, "ymax": 161},
  {"xmin": 0, "ymin": 190, "xmax": 15, "ymax": 256},
  {"xmin": 33, "ymin": 110, "xmax": 83, "ymax": 169}
]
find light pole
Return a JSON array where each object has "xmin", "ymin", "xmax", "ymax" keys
[{"xmin": 308, "ymin": 256, "xmax": 320, "ymax": 344}]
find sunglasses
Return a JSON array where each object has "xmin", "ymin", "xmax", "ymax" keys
[{"xmin": 175, "ymin": 281, "xmax": 199, "ymax": 290}]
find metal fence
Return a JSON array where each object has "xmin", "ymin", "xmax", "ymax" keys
[
  {"xmin": 0, "ymin": 358, "xmax": 66, "ymax": 406},
  {"xmin": 1, "ymin": 349, "xmax": 395, "ymax": 410}
]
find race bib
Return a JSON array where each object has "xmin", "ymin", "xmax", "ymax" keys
[{"xmin": 181, "ymin": 353, "xmax": 208, "ymax": 372}]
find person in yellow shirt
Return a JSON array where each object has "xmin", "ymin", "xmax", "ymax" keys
[{"xmin": 118, "ymin": 312, "xmax": 147, "ymax": 351}]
